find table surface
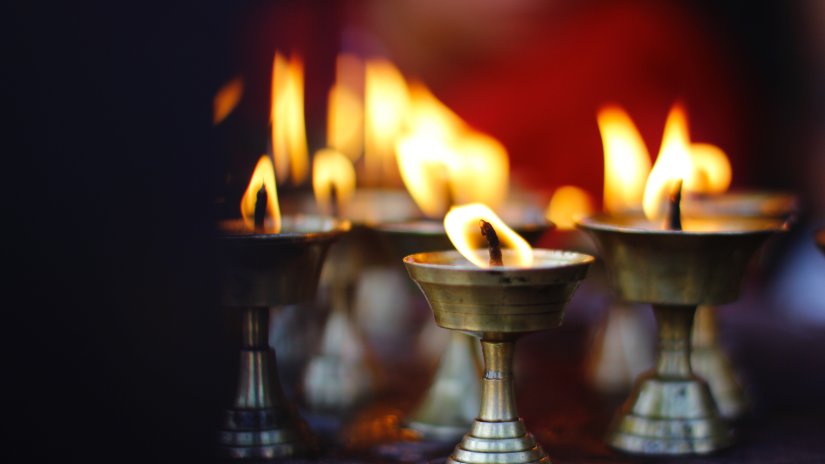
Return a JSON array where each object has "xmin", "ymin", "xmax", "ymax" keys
[{"xmin": 267, "ymin": 291, "xmax": 825, "ymax": 464}]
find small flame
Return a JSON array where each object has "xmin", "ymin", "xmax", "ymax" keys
[
  {"xmin": 271, "ymin": 52, "xmax": 309, "ymax": 185},
  {"xmin": 642, "ymin": 103, "xmax": 694, "ymax": 221},
  {"xmin": 364, "ymin": 59, "xmax": 409, "ymax": 184},
  {"xmin": 597, "ymin": 105, "xmax": 651, "ymax": 213},
  {"xmin": 312, "ymin": 148, "xmax": 356, "ymax": 217},
  {"xmin": 444, "ymin": 204, "xmax": 533, "ymax": 268},
  {"xmin": 687, "ymin": 143, "xmax": 732, "ymax": 194},
  {"xmin": 327, "ymin": 54, "xmax": 364, "ymax": 161},
  {"xmin": 241, "ymin": 155, "xmax": 281, "ymax": 232},
  {"xmin": 213, "ymin": 77, "xmax": 244, "ymax": 125},
  {"xmin": 396, "ymin": 82, "xmax": 509, "ymax": 218},
  {"xmin": 546, "ymin": 186, "xmax": 594, "ymax": 230}
]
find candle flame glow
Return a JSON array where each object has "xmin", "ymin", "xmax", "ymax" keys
[
  {"xmin": 597, "ymin": 105, "xmax": 652, "ymax": 214},
  {"xmin": 312, "ymin": 148, "xmax": 356, "ymax": 217},
  {"xmin": 545, "ymin": 185, "xmax": 594, "ymax": 230},
  {"xmin": 444, "ymin": 203, "xmax": 533, "ymax": 268},
  {"xmin": 327, "ymin": 54, "xmax": 364, "ymax": 161},
  {"xmin": 213, "ymin": 76, "xmax": 244, "ymax": 125},
  {"xmin": 364, "ymin": 59, "xmax": 409, "ymax": 185},
  {"xmin": 241, "ymin": 155, "xmax": 281, "ymax": 232},
  {"xmin": 270, "ymin": 52, "xmax": 309, "ymax": 185},
  {"xmin": 396, "ymin": 83, "xmax": 509, "ymax": 218},
  {"xmin": 642, "ymin": 103, "xmax": 694, "ymax": 221}
]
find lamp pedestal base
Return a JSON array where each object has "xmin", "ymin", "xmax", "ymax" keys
[
  {"xmin": 447, "ymin": 339, "xmax": 549, "ymax": 464},
  {"xmin": 218, "ymin": 307, "xmax": 315, "ymax": 460},
  {"xmin": 606, "ymin": 305, "xmax": 731, "ymax": 455}
]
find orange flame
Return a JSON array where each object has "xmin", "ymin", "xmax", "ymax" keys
[
  {"xmin": 546, "ymin": 186, "xmax": 595, "ymax": 230},
  {"xmin": 312, "ymin": 148, "xmax": 356, "ymax": 217},
  {"xmin": 241, "ymin": 155, "xmax": 281, "ymax": 232},
  {"xmin": 364, "ymin": 59, "xmax": 409, "ymax": 184},
  {"xmin": 396, "ymin": 82, "xmax": 509, "ymax": 218},
  {"xmin": 327, "ymin": 54, "xmax": 364, "ymax": 161},
  {"xmin": 270, "ymin": 52, "xmax": 309, "ymax": 185},
  {"xmin": 643, "ymin": 103, "xmax": 694, "ymax": 221},
  {"xmin": 688, "ymin": 143, "xmax": 732, "ymax": 194},
  {"xmin": 213, "ymin": 76, "xmax": 244, "ymax": 125},
  {"xmin": 597, "ymin": 105, "xmax": 651, "ymax": 213},
  {"xmin": 444, "ymin": 204, "xmax": 533, "ymax": 268}
]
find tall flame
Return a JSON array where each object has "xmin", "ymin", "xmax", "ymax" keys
[
  {"xmin": 327, "ymin": 54, "xmax": 364, "ymax": 161},
  {"xmin": 597, "ymin": 105, "xmax": 651, "ymax": 213},
  {"xmin": 444, "ymin": 204, "xmax": 533, "ymax": 268},
  {"xmin": 241, "ymin": 155, "xmax": 281, "ymax": 232},
  {"xmin": 643, "ymin": 103, "xmax": 693, "ymax": 221},
  {"xmin": 396, "ymin": 82, "xmax": 509, "ymax": 218},
  {"xmin": 312, "ymin": 148, "xmax": 356, "ymax": 217},
  {"xmin": 271, "ymin": 52, "xmax": 309, "ymax": 185},
  {"xmin": 546, "ymin": 185, "xmax": 594, "ymax": 230},
  {"xmin": 364, "ymin": 59, "xmax": 409, "ymax": 184}
]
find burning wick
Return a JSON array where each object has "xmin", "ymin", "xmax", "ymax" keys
[
  {"xmin": 667, "ymin": 179, "xmax": 683, "ymax": 231},
  {"xmin": 254, "ymin": 184, "xmax": 268, "ymax": 230},
  {"xmin": 479, "ymin": 220, "xmax": 503, "ymax": 267}
]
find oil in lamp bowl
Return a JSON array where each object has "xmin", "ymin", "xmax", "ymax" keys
[
  {"xmin": 216, "ymin": 215, "xmax": 350, "ymax": 460},
  {"xmin": 577, "ymin": 213, "xmax": 786, "ymax": 455},
  {"xmin": 403, "ymin": 249, "xmax": 593, "ymax": 464}
]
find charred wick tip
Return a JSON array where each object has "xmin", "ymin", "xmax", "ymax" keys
[
  {"xmin": 667, "ymin": 179, "xmax": 683, "ymax": 231},
  {"xmin": 479, "ymin": 219, "xmax": 503, "ymax": 267},
  {"xmin": 254, "ymin": 184, "xmax": 267, "ymax": 229}
]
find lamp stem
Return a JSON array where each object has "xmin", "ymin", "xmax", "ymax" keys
[
  {"xmin": 478, "ymin": 338, "xmax": 518, "ymax": 422},
  {"xmin": 652, "ymin": 304, "xmax": 696, "ymax": 378},
  {"xmin": 234, "ymin": 306, "xmax": 276, "ymax": 409}
]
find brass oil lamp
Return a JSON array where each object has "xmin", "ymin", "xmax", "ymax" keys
[
  {"xmin": 578, "ymin": 211, "xmax": 785, "ymax": 454},
  {"xmin": 405, "ymin": 204, "xmax": 593, "ymax": 464},
  {"xmin": 217, "ymin": 155, "xmax": 350, "ymax": 459},
  {"xmin": 686, "ymin": 191, "xmax": 796, "ymax": 419},
  {"xmin": 377, "ymin": 212, "xmax": 550, "ymax": 442}
]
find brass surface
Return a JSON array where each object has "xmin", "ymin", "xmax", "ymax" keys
[
  {"xmin": 218, "ymin": 216, "xmax": 350, "ymax": 306},
  {"xmin": 691, "ymin": 306, "xmax": 747, "ymax": 419},
  {"xmin": 578, "ymin": 214, "xmax": 784, "ymax": 455},
  {"xmin": 577, "ymin": 213, "xmax": 782, "ymax": 306},
  {"xmin": 405, "ymin": 249, "xmax": 593, "ymax": 464},
  {"xmin": 217, "ymin": 216, "xmax": 348, "ymax": 460},
  {"xmin": 375, "ymin": 220, "xmax": 552, "ymax": 441}
]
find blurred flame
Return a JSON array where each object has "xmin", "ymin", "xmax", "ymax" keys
[
  {"xmin": 643, "ymin": 104, "xmax": 693, "ymax": 221},
  {"xmin": 271, "ymin": 52, "xmax": 309, "ymax": 185},
  {"xmin": 213, "ymin": 77, "xmax": 244, "ymax": 125},
  {"xmin": 396, "ymin": 136, "xmax": 454, "ymax": 217},
  {"xmin": 597, "ymin": 105, "xmax": 651, "ymax": 213},
  {"xmin": 327, "ymin": 54, "xmax": 364, "ymax": 161},
  {"xmin": 241, "ymin": 155, "xmax": 281, "ymax": 232},
  {"xmin": 688, "ymin": 143, "xmax": 732, "ymax": 194},
  {"xmin": 364, "ymin": 59, "xmax": 409, "ymax": 184},
  {"xmin": 396, "ymin": 82, "xmax": 509, "ymax": 218},
  {"xmin": 546, "ymin": 186, "xmax": 594, "ymax": 230},
  {"xmin": 444, "ymin": 204, "xmax": 533, "ymax": 268},
  {"xmin": 312, "ymin": 148, "xmax": 356, "ymax": 217}
]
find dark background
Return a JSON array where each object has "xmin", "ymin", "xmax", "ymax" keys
[{"xmin": 5, "ymin": 1, "xmax": 818, "ymax": 462}]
